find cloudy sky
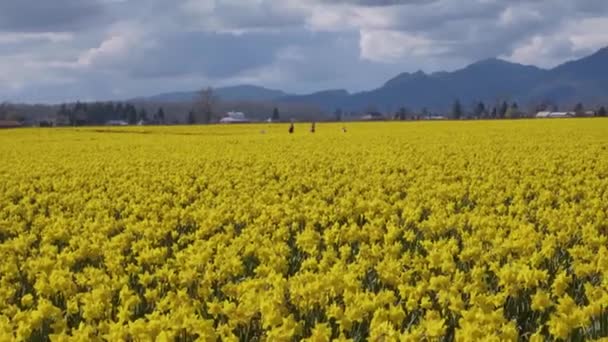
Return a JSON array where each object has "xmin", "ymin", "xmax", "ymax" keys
[{"xmin": 2, "ymin": 0, "xmax": 608, "ymax": 103}]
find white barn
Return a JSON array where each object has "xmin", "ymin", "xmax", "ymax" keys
[
  {"xmin": 220, "ymin": 111, "xmax": 250, "ymax": 123},
  {"xmin": 105, "ymin": 120, "xmax": 129, "ymax": 126},
  {"xmin": 535, "ymin": 111, "xmax": 575, "ymax": 118}
]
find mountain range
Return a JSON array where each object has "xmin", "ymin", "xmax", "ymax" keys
[
  {"xmin": 141, "ymin": 47, "xmax": 608, "ymax": 112},
  {"xmin": 137, "ymin": 85, "xmax": 288, "ymax": 103}
]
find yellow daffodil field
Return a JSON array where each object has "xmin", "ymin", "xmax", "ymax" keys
[{"xmin": 1, "ymin": 119, "xmax": 608, "ymax": 341}]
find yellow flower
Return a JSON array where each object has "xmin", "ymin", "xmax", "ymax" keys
[
  {"xmin": 531, "ymin": 290, "xmax": 552, "ymax": 312},
  {"xmin": 551, "ymin": 271, "xmax": 571, "ymax": 297},
  {"xmin": 20, "ymin": 294, "xmax": 34, "ymax": 308},
  {"xmin": 423, "ymin": 310, "xmax": 445, "ymax": 339},
  {"xmin": 548, "ymin": 315, "xmax": 571, "ymax": 340},
  {"xmin": 500, "ymin": 321, "xmax": 518, "ymax": 341},
  {"xmin": 1, "ymin": 121, "xmax": 607, "ymax": 340},
  {"xmin": 529, "ymin": 328, "xmax": 544, "ymax": 342},
  {"xmin": 306, "ymin": 323, "xmax": 332, "ymax": 342}
]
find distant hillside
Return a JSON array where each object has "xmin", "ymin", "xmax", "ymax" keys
[
  {"xmin": 135, "ymin": 47, "xmax": 608, "ymax": 113},
  {"xmin": 140, "ymin": 85, "xmax": 289, "ymax": 103},
  {"xmin": 277, "ymin": 46, "xmax": 608, "ymax": 112},
  {"xmin": 278, "ymin": 89, "xmax": 350, "ymax": 109}
]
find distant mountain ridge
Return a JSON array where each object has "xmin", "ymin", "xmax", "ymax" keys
[
  {"xmin": 138, "ymin": 85, "xmax": 289, "ymax": 103},
  {"xmin": 139, "ymin": 47, "xmax": 608, "ymax": 112}
]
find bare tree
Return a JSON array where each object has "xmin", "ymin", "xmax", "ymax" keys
[
  {"xmin": 197, "ymin": 87, "xmax": 219, "ymax": 124},
  {"xmin": 0, "ymin": 102, "xmax": 8, "ymax": 120}
]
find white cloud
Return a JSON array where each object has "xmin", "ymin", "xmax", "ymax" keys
[
  {"xmin": 0, "ymin": 54, "xmax": 77, "ymax": 94},
  {"xmin": 77, "ymin": 35, "xmax": 131, "ymax": 66},
  {"xmin": 504, "ymin": 36, "xmax": 572, "ymax": 67},
  {"xmin": 307, "ymin": 5, "xmax": 353, "ymax": 32},
  {"xmin": 568, "ymin": 17, "xmax": 608, "ymax": 51},
  {"xmin": 68, "ymin": 22, "xmax": 149, "ymax": 69},
  {"xmin": 179, "ymin": 0, "xmax": 311, "ymax": 32},
  {"xmin": 498, "ymin": 6, "xmax": 542, "ymax": 27},
  {"xmin": 360, "ymin": 29, "xmax": 446, "ymax": 63},
  {"xmin": 0, "ymin": 32, "xmax": 73, "ymax": 44},
  {"xmin": 3, "ymin": 0, "xmax": 608, "ymax": 102},
  {"xmin": 503, "ymin": 16, "xmax": 608, "ymax": 67}
]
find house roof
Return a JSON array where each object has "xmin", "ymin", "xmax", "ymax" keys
[
  {"xmin": 536, "ymin": 111, "xmax": 574, "ymax": 118},
  {"xmin": 219, "ymin": 117, "xmax": 250, "ymax": 123},
  {"xmin": 105, "ymin": 120, "xmax": 128, "ymax": 125},
  {"xmin": 0, "ymin": 120, "xmax": 22, "ymax": 128}
]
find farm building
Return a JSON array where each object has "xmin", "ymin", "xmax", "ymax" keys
[
  {"xmin": 105, "ymin": 120, "xmax": 129, "ymax": 126},
  {"xmin": 583, "ymin": 111, "xmax": 596, "ymax": 117},
  {"xmin": 0, "ymin": 120, "xmax": 22, "ymax": 129},
  {"xmin": 360, "ymin": 112, "xmax": 386, "ymax": 121},
  {"xmin": 535, "ymin": 111, "xmax": 575, "ymax": 118},
  {"xmin": 220, "ymin": 111, "xmax": 250, "ymax": 123}
]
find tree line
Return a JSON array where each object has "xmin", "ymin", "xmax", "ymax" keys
[
  {"xmin": 54, "ymin": 102, "xmax": 168, "ymax": 126},
  {"xmin": 41, "ymin": 87, "xmax": 323, "ymax": 126},
  {"xmin": 386, "ymin": 100, "xmax": 608, "ymax": 121},
  {"xmin": 2, "ymin": 88, "xmax": 608, "ymax": 127}
]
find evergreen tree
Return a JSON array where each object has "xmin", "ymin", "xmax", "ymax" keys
[
  {"xmin": 157, "ymin": 107, "xmax": 165, "ymax": 124},
  {"xmin": 125, "ymin": 103, "xmax": 137, "ymax": 125},
  {"xmin": 136, "ymin": 108, "xmax": 147, "ymax": 124},
  {"xmin": 116, "ymin": 103, "xmax": 125, "ymax": 120},
  {"xmin": 574, "ymin": 102, "xmax": 584, "ymax": 117},
  {"xmin": 71, "ymin": 101, "xmax": 87, "ymax": 125},
  {"xmin": 56, "ymin": 104, "xmax": 70, "ymax": 125},
  {"xmin": 187, "ymin": 110, "xmax": 196, "ymax": 124},
  {"xmin": 535, "ymin": 103, "xmax": 546, "ymax": 114},
  {"xmin": 452, "ymin": 100, "xmax": 463, "ymax": 120},
  {"xmin": 474, "ymin": 101, "xmax": 486, "ymax": 119},
  {"xmin": 334, "ymin": 108, "xmax": 343, "ymax": 122},
  {"xmin": 505, "ymin": 102, "xmax": 519, "ymax": 119},
  {"xmin": 272, "ymin": 107, "xmax": 280, "ymax": 122},
  {"xmin": 68, "ymin": 106, "xmax": 77, "ymax": 126},
  {"xmin": 397, "ymin": 107, "xmax": 408, "ymax": 120},
  {"xmin": 198, "ymin": 87, "xmax": 218, "ymax": 124},
  {"xmin": 421, "ymin": 107, "xmax": 430, "ymax": 119},
  {"xmin": 106, "ymin": 102, "xmax": 115, "ymax": 121},
  {"xmin": 87, "ymin": 102, "xmax": 112, "ymax": 124},
  {"xmin": 598, "ymin": 106, "xmax": 607, "ymax": 117},
  {"xmin": 498, "ymin": 101, "xmax": 509, "ymax": 119}
]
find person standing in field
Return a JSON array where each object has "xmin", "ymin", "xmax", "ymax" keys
[
  {"xmin": 310, "ymin": 121, "xmax": 316, "ymax": 133},
  {"xmin": 289, "ymin": 122, "xmax": 294, "ymax": 134}
]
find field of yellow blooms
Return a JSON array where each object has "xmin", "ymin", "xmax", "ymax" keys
[{"xmin": 1, "ymin": 119, "xmax": 608, "ymax": 341}]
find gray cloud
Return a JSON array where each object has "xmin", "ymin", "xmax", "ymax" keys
[
  {"xmin": 0, "ymin": 0, "xmax": 106, "ymax": 32},
  {"xmin": 127, "ymin": 31, "xmax": 298, "ymax": 79},
  {"xmin": 319, "ymin": 0, "xmax": 437, "ymax": 6},
  {"xmin": 1, "ymin": 0, "xmax": 608, "ymax": 102}
]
